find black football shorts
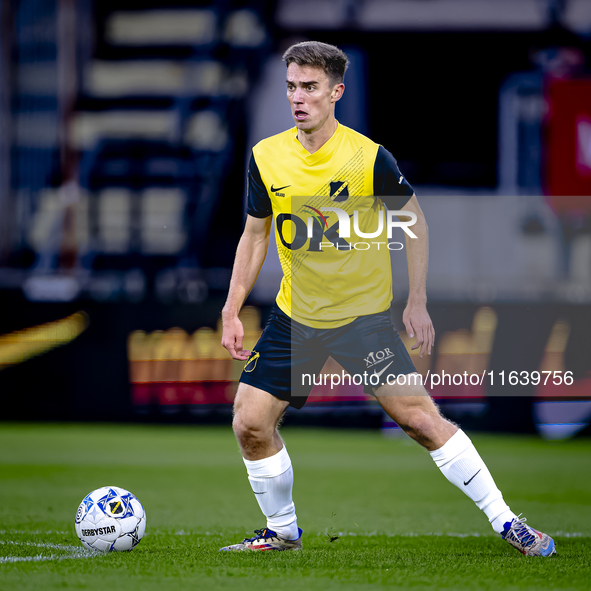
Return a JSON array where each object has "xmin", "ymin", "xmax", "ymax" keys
[{"xmin": 239, "ymin": 304, "xmax": 417, "ymax": 409}]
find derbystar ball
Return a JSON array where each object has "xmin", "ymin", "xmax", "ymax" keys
[{"xmin": 75, "ymin": 486, "xmax": 146, "ymax": 552}]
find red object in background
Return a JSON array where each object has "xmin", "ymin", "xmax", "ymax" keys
[
  {"xmin": 535, "ymin": 375, "xmax": 591, "ymax": 399},
  {"xmin": 545, "ymin": 78, "xmax": 591, "ymax": 211}
]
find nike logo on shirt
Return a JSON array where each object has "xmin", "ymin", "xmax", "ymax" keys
[{"xmin": 271, "ymin": 184, "xmax": 291, "ymax": 193}]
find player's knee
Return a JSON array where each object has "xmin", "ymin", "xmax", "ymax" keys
[{"xmin": 232, "ymin": 414, "xmax": 273, "ymax": 448}]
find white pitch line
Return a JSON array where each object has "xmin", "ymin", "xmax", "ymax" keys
[
  {"xmin": 326, "ymin": 531, "xmax": 494, "ymax": 538},
  {"xmin": 1, "ymin": 554, "xmax": 63, "ymax": 564},
  {"xmin": 0, "ymin": 530, "xmax": 70, "ymax": 536},
  {"xmin": 167, "ymin": 530, "xmax": 589, "ymax": 538},
  {"xmin": 328, "ymin": 531, "xmax": 588, "ymax": 538},
  {"xmin": 0, "ymin": 540, "xmax": 84, "ymax": 552},
  {"xmin": 0, "ymin": 554, "xmax": 95, "ymax": 564},
  {"xmin": 0, "ymin": 540, "xmax": 97, "ymax": 564}
]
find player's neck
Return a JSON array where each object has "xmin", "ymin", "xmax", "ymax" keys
[{"xmin": 297, "ymin": 118, "xmax": 338, "ymax": 154}]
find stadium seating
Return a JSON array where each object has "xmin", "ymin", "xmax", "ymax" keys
[{"xmin": 14, "ymin": 1, "xmax": 269, "ymax": 302}]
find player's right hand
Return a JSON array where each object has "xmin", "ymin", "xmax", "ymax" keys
[{"xmin": 221, "ymin": 315, "xmax": 251, "ymax": 361}]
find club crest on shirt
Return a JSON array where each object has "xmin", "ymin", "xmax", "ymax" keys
[{"xmin": 330, "ymin": 181, "xmax": 349, "ymax": 202}]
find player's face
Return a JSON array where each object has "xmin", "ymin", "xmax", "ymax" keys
[{"xmin": 286, "ymin": 63, "xmax": 343, "ymax": 132}]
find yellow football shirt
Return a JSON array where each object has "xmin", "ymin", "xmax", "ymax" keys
[{"xmin": 247, "ymin": 122, "xmax": 414, "ymax": 328}]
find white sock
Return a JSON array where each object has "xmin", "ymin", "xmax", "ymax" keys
[
  {"xmin": 429, "ymin": 430, "xmax": 516, "ymax": 534},
  {"xmin": 243, "ymin": 446, "xmax": 299, "ymax": 540}
]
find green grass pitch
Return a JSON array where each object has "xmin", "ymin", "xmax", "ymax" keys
[{"xmin": 0, "ymin": 422, "xmax": 590, "ymax": 590}]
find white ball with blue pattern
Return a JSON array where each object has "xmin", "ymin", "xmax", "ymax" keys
[{"xmin": 75, "ymin": 486, "xmax": 146, "ymax": 552}]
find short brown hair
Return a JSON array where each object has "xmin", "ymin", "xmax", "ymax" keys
[{"xmin": 283, "ymin": 41, "xmax": 349, "ymax": 86}]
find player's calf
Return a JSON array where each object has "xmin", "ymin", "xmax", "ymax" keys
[{"xmin": 376, "ymin": 388, "xmax": 457, "ymax": 451}]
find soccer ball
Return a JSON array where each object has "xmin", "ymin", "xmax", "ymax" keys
[{"xmin": 75, "ymin": 486, "xmax": 146, "ymax": 552}]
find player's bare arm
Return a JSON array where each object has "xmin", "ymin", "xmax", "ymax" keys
[
  {"xmin": 400, "ymin": 195, "xmax": 435, "ymax": 358},
  {"xmin": 221, "ymin": 214, "xmax": 272, "ymax": 361}
]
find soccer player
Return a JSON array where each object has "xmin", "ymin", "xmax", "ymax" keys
[{"xmin": 219, "ymin": 41, "xmax": 556, "ymax": 557}]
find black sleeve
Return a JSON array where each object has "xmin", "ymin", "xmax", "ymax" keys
[
  {"xmin": 373, "ymin": 145, "xmax": 414, "ymax": 209},
  {"xmin": 246, "ymin": 154, "xmax": 273, "ymax": 218}
]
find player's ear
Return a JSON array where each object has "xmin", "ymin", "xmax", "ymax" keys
[{"xmin": 332, "ymin": 83, "xmax": 345, "ymax": 102}]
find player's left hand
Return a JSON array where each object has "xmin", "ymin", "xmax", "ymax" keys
[{"xmin": 402, "ymin": 302, "xmax": 435, "ymax": 358}]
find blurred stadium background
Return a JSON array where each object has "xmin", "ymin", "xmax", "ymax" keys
[{"xmin": 1, "ymin": 0, "xmax": 591, "ymax": 439}]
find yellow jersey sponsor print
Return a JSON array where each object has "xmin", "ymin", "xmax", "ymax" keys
[{"xmin": 247, "ymin": 122, "xmax": 414, "ymax": 329}]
